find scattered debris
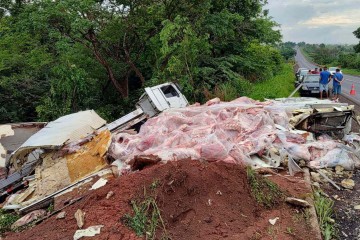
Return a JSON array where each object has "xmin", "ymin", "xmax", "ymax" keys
[
  {"xmin": 73, "ymin": 225, "xmax": 104, "ymax": 240},
  {"xmin": 317, "ymin": 170, "xmax": 341, "ymax": 190},
  {"xmin": 310, "ymin": 172, "xmax": 322, "ymax": 183},
  {"xmin": 11, "ymin": 209, "xmax": 47, "ymax": 230},
  {"xmin": 74, "ymin": 209, "xmax": 85, "ymax": 229},
  {"xmin": 56, "ymin": 211, "xmax": 66, "ymax": 219},
  {"xmin": 335, "ymin": 165, "xmax": 345, "ymax": 175},
  {"xmin": 106, "ymin": 191, "xmax": 114, "ymax": 200},
  {"xmin": 90, "ymin": 178, "xmax": 108, "ymax": 190},
  {"xmin": 285, "ymin": 197, "xmax": 310, "ymax": 208},
  {"xmin": 269, "ymin": 217, "xmax": 279, "ymax": 225},
  {"xmin": 354, "ymin": 205, "xmax": 360, "ymax": 210},
  {"xmin": 341, "ymin": 179, "xmax": 355, "ymax": 189}
]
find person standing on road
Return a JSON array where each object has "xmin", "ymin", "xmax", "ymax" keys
[
  {"xmin": 332, "ymin": 68, "xmax": 344, "ymax": 101},
  {"xmin": 319, "ymin": 66, "xmax": 331, "ymax": 99}
]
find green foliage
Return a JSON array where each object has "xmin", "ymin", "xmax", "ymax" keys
[
  {"xmin": 246, "ymin": 167, "xmax": 283, "ymax": 208},
  {"xmin": 354, "ymin": 27, "xmax": 360, "ymax": 53},
  {"xmin": 0, "ymin": 18, "xmax": 53, "ymax": 122},
  {"xmin": 122, "ymin": 186, "xmax": 169, "ymax": 240},
  {"xmin": 1, "ymin": 0, "xmax": 284, "ymax": 123},
  {"xmin": 302, "ymin": 44, "xmax": 339, "ymax": 65},
  {"xmin": 36, "ymin": 64, "xmax": 96, "ymax": 121},
  {"xmin": 249, "ymin": 64, "xmax": 298, "ymax": 100},
  {"xmin": 314, "ymin": 191, "xmax": 337, "ymax": 240},
  {"xmin": 302, "ymin": 43, "xmax": 360, "ymax": 71},
  {"xmin": 278, "ymin": 42, "xmax": 296, "ymax": 60},
  {"xmin": 0, "ymin": 210, "xmax": 20, "ymax": 234},
  {"xmin": 47, "ymin": 203, "xmax": 54, "ymax": 213}
]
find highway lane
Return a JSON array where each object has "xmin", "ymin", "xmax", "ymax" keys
[{"xmin": 295, "ymin": 48, "xmax": 360, "ymax": 105}]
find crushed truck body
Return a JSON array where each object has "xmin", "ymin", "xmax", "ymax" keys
[{"xmin": 1, "ymin": 83, "xmax": 360, "ymax": 216}]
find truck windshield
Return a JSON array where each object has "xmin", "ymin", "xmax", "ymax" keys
[{"xmin": 161, "ymin": 85, "xmax": 179, "ymax": 98}]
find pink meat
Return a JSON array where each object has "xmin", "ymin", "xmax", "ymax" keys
[
  {"xmin": 200, "ymin": 142, "xmax": 228, "ymax": 161},
  {"xmin": 110, "ymin": 96, "xmax": 338, "ymax": 168}
]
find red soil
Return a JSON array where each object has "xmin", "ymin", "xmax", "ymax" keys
[{"xmin": 5, "ymin": 159, "xmax": 317, "ymax": 240}]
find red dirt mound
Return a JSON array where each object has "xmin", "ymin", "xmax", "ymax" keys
[{"xmin": 5, "ymin": 159, "xmax": 316, "ymax": 240}]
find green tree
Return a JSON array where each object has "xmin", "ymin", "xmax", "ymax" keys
[
  {"xmin": 0, "ymin": 0, "xmax": 284, "ymax": 123},
  {"xmin": 354, "ymin": 27, "xmax": 360, "ymax": 53}
]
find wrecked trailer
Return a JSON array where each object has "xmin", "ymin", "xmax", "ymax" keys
[
  {"xmin": 0, "ymin": 110, "xmax": 106, "ymax": 207},
  {"xmin": 1, "ymin": 82, "xmax": 189, "ymax": 212},
  {"xmin": 6, "ymin": 110, "xmax": 106, "ymax": 170}
]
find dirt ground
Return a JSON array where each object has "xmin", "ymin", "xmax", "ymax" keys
[
  {"xmin": 5, "ymin": 159, "xmax": 318, "ymax": 240},
  {"xmin": 321, "ymin": 169, "xmax": 360, "ymax": 240}
]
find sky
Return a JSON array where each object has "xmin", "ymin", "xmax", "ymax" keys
[{"xmin": 266, "ymin": 0, "xmax": 360, "ymax": 44}]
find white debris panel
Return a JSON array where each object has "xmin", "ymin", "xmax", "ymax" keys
[
  {"xmin": 0, "ymin": 125, "xmax": 14, "ymax": 167},
  {"xmin": 109, "ymin": 97, "xmax": 360, "ymax": 171},
  {"xmin": 7, "ymin": 110, "xmax": 106, "ymax": 169}
]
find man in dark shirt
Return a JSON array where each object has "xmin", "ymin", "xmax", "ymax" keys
[
  {"xmin": 332, "ymin": 69, "xmax": 344, "ymax": 101},
  {"xmin": 319, "ymin": 66, "xmax": 331, "ymax": 99}
]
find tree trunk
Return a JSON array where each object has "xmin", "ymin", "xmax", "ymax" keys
[
  {"xmin": 90, "ymin": 37, "xmax": 128, "ymax": 98},
  {"xmin": 124, "ymin": 50, "xmax": 145, "ymax": 85}
]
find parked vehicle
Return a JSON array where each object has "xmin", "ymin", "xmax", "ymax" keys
[
  {"xmin": 299, "ymin": 74, "xmax": 321, "ymax": 96},
  {"xmin": 295, "ymin": 68, "xmax": 308, "ymax": 80},
  {"xmin": 295, "ymin": 69, "xmax": 310, "ymax": 86},
  {"xmin": 297, "ymin": 69, "xmax": 309, "ymax": 82},
  {"xmin": 329, "ymin": 67, "xmax": 342, "ymax": 75}
]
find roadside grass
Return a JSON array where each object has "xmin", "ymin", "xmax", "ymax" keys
[
  {"xmin": 122, "ymin": 182, "xmax": 170, "ymax": 240},
  {"xmin": 342, "ymin": 68, "xmax": 360, "ymax": 77},
  {"xmin": 0, "ymin": 210, "xmax": 20, "ymax": 234},
  {"xmin": 246, "ymin": 167, "xmax": 284, "ymax": 208},
  {"xmin": 248, "ymin": 63, "xmax": 299, "ymax": 101},
  {"xmin": 314, "ymin": 190, "xmax": 337, "ymax": 240},
  {"xmin": 266, "ymin": 225, "xmax": 279, "ymax": 240}
]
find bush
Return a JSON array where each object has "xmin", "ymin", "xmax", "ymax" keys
[{"xmin": 0, "ymin": 210, "xmax": 20, "ymax": 234}]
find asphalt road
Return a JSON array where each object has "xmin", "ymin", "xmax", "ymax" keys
[{"xmin": 295, "ymin": 48, "xmax": 360, "ymax": 105}]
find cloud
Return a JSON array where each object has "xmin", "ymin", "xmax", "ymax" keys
[
  {"xmin": 266, "ymin": 0, "xmax": 359, "ymax": 43},
  {"xmin": 300, "ymin": 10, "xmax": 360, "ymax": 26}
]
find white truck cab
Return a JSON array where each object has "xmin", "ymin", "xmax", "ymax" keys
[{"xmin": 106, "ymin": 82, "xmax": 189, "ymax": 132}]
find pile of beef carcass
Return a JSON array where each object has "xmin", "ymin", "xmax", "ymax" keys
[{"xmin": 109, "ymin": 97, "xmax": 360, "ymax": 174}]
